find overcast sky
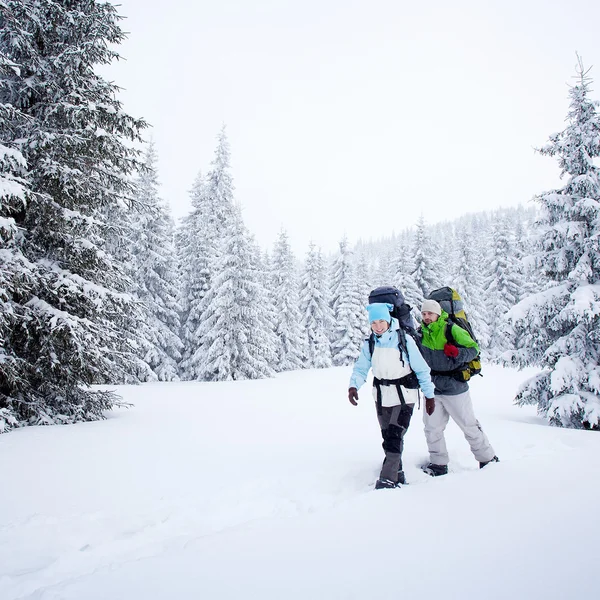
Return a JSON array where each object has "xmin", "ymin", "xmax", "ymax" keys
[{"xmin": 105, "ymin": 0, "xmax": 600, "ymax": 254}]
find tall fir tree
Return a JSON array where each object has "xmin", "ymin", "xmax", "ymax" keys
[
  {"xmin": 329, "ymin": 236, "xmax": 364, "ymax": 365},
  {"xmin": 453, "ymin": 228, "xmax": 490, "ymax": 349},
  {"xmin": 484, "ymin": 216, "xmax": 522, "ymax": 358},
  {"xmin": 299, "ymin": 243, "xmax": 333, "ymax": 368},
  {"xmin": 0, "ymin": 0, "xmax": 147, "ymax": 430},
  {"xmin": 270, "ymin": 230, "xmax": 305, "ymax": 371},
  {"xmin": 411, "ymin": 216, "xmax": 439, "ymax": 301},
  {"xmin": 354, "ymin": 251, "xmax": 372, "ymax": 338},
  {"xmin": 392, "ymin": 236, "xmax": 422, "ymax": 315},
  {"xmin": 510, "ymin": 58, "xmax": 600, "ymax": 429},
  {"xmin": 129, "ymin": 142, "xmax": 182, "ymax": 381},
  {"xmin": 194, "ymin": 206, "xmax": 276, "ymax": 381},
  {"xmin": 0, "ymin": 104, "xmax": 31, "ymax": 432},
  {"xmin": 179, "ymin": 126, "xmax": 234, "ymax": 379}
]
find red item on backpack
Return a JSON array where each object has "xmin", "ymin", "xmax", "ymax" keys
[{"xmin": 443, "ymin": 344, "xmax": 459, "ymax": 358}]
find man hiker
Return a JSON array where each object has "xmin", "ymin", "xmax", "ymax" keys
[
  {"xmin": 419, "ymin": 299, "xmax": 498, "ymax": 476},
  {"xmin": 348, "ymin": 302, "xmax": 436, "ymax": 489}
]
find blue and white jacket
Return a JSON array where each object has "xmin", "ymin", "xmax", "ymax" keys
[{"xmin": 349, "ymin": 318, "xmax": 435, "ymax": 407}]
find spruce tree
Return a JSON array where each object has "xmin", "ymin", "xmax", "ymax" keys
[
  {"xmin": 354, "ymin": 251, "xmax": 372, "ymax": 338},
  {"xmin": 453, "ymin": 229, "xmax": 490, "ymax": 349},
  {"xmin": 130, "ymin": 142, "xmax": 182, "ymax": 381},
  {"xmin": 299, "ymin": 243, "xmax": 333, "ymax": 368},
  {"xmin": 484, "ymin": 217, "xmax": 521, "ymax": 358},
  {"xmin": 411, "ymin": 216, "xmax": 439, "ymax": 301},
  {"xmin": 392, "ymin": 237, "xmax": 422, "ymax": 314},
  {"xmin": 194, "ymin": 207, "xmax": 276, "ymax": 381},
  {"xmin": 179, "ymin": 127, "xmax": 233, "ymax": 380},
  {"xmin": 511, "ymin": 58, "xmax": 600, "ymax": 429},
  {"xmin": 270, "ymin": 230, "xmax": 305, "ymax": 371},
  {"xmin": 0, "ymin": 106, "xmax": 31, "ymax": 431},
  {"xmin": 330, "ymin": 237, "xmax": 364, "ymax": 365},
  {"xmin": 0, "ymin": 0, "xmax": 147, "ymax": 430}
]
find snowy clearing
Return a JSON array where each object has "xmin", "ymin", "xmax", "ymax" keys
[{"xmin": 1, "ymin": 364, "xmax": 599, "ymax": 600}]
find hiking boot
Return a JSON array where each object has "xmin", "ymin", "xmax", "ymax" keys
[
  {"xmin": 397, "ymin": 470, "xmax": 406, "ymax": 485},
  {"xmin": 479, "ymin": 456, "xmax": 499, "ymax": 469},
  {"xmin": 422, "ymin": 463, "xmax": 448, "ymax": 477},
  {"xmin": 375, "ymin": 478, "xmax": 399, "ymax": 490}
]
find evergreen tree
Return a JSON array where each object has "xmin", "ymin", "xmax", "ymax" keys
[
  {"xmin": 0, "ymin": 0, "xmax": 147, "ymax": 430},
  {"xmin": 484, "ymin": 217, "xmax": 521, "ymax": 358},
  {"xmin": 510, "ymin": 58, "xmax": 600, "ymax": 429},
  {"xmin": 270, "ymin": 230, "xmax": 305, "ymax": 371},
  {"xmin": 330, "ymin": 237, "xmax": 364, "ymax": 365},
  {"xmin": 130, "ymin": 142, "xmax": 182, "ymax": 381},
  {"xmin": 179, "ymin": 126, "xmax": 234, "ymax": 380},
  {"xmin": 0, "ymin": 106, "xmax": 31, "ymax": 432},
  {"xmin": 453, "ymin": 229, "xmax": 490, "ymax": 349},
  {"xmin": 353, "ymin": 251, "xmax": 372, "ymax": 338},
  {"xmin": 299, "ymin": 243, "xmax": 333, "ymax": 368},
  {"xmin": 411, "ymin": 216, "xmax": 439, "ymax": 301},
  {"xmin": 392, "ymin": 237, "xmax": 421, "ymax": 314},
  {"xmin": 194, "ymin": 207, "xmax": 276, "ymax": 381}
]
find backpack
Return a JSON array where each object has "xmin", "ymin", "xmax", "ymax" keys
[
  {"xmin": 426, "ymin": 286, "xmax": 482, "ymax": 380},
  {"xmin": 367, "ymin": 286, "xmax": 421, "ymax": 362}
]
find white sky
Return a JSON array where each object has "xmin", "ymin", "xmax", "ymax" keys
[{"xmin": 105, "ymin": 0, "xmax": 600, "ymax": 254}]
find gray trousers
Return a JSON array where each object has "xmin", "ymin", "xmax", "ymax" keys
[
  {"xmin": 378, "ymin": 403, "xmax": 414, "ymax": 482},
  {"xmin": 423, "ymin": 391, "xmax": 495, "ymax": 466}
]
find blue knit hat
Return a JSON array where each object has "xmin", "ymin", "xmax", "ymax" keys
[{"xmin": 366, "ymin": 303, "xmax": 393, "ymax": 323}]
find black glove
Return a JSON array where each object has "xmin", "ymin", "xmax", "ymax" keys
[
  {"xmin": 348, "ymin": 387, "xmax": 359, "ymax": 406},
  {"xmin": 425, "ymin": 397, "xmax": 435, "ymax": 416}
]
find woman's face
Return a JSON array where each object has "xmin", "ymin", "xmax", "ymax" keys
[{"xmin": 371, "ymin": 319, "xmax": 389, "ymax": 335}]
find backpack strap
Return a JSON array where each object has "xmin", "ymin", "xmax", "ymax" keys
[
  {"xmin": 396, "ymin": 328, "xmax": 407, "ymax": 366},
  {"xmin": 445, "ymin": 321, "xmax": 458, "ymax": 346}
]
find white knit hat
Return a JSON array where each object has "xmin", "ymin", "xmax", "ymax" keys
[{"xmin": 421, "ymin": 299, "xmax": 442, "ymax": 316}]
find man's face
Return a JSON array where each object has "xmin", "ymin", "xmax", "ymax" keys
[
  {"xmin": 421, "ymin": 311, "xmax": 439, "ymax": 325},
  {"xmin": 371, "ymin": 319, "xmax": 389, "ymax": 335}
]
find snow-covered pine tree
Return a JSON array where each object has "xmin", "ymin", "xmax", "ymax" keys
[
  {"xmin": 329, "ymin": 237, "xmax": 364, "ymax": 365},
  {"xmin": 434, "ymin": 223, "xmax": 457, "ymax": 286},
  {"xmin": 179, "ymin": 126, "xmax": 234, "ymax": 379},
  {"xmin": 177, "ymin": 172, "xmax": 208, "ymax": 333},
  {"xmin": 129, "ymin": 142, "xmax": 183, "ymax": 381},
  {"xmin": 0, "ymin": 104, "xmax": 32, "ymax": 432},
  {"xmin": 193, "ymin": 206, "xmax": 276, "ymax": 381},
  {"xmin": 299, "ymin": 243, "xmax": 333, "ymax": 368},
  {"xmin": 453, "ymin": 228, "xmax": 490, "ymax": 349},
  {"xmin": 510, "ymin": 58, "xmax": 600, "ymax": 430},
  {"xmin": 484, "ymin": 216, "xmax": 522, "ymax": 358},
  {"xmin": 411, "ymin": 216, "xmax": 440, "ymax": 301},
  {"xmin": 392, "ymin": 237, "xmax": 422, "ymax": 314},
  {"xmin": 353, "ymin": 251, "xmax": 372, "ymax": 338},
  {"xmin": 374, "ymin": 246, "xmax": 395, "ymax": 288},
  {"xmin": 0, "ymin": 0, "xmax": 147, "ymax": 431},
  {"xmin": 270, "ymin": 230, "xmax": 305, "ymax": 371}
]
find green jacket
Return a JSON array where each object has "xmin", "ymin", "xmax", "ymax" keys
[{"xmin": 419, "ymin": 310, "xmax": 479, "ymax": 396}]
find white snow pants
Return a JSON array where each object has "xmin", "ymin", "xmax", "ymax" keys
[{"xmin": 423, "ymin": 390, "xmax": 495, "ymax": 466}]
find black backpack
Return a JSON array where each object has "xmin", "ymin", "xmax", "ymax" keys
[{"xmin": 367, "ymin": 286, "xmax": 421, "ymax": 359}]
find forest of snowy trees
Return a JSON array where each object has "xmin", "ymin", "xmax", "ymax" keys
[{"xmin": 1, "ymin": 2, "xmax": 599, "ymax": 433}]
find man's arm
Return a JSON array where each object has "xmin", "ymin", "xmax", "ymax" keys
[{"xmin": 450, "ymin": 324, "xmax": 479, "ymax": 363}]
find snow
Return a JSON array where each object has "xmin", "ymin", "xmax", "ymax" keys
[{"xmin": 1, "ymin": 364, "xmax": 599, "ymax": 600}]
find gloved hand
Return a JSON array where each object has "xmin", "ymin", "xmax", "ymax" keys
[
  {"xmin": 348, "ymin": 387, "xmax": 359, "ymax": 406},
  {"xmin": 425, "ymin": 397, "xmax": 435, "ymax": 416},
  {"xmin": 444, "ymin": 344, "xmax": 459, "ymax": 358}
]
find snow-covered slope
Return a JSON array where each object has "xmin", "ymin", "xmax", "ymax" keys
[{"xmin": 1, "ymin": 365, "xmax": 599, "ymax": 600}]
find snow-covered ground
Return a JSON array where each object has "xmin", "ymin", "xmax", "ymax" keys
[{"xmin": 1, "ymin": 364, "xmax": 599, "ymax": 600}]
